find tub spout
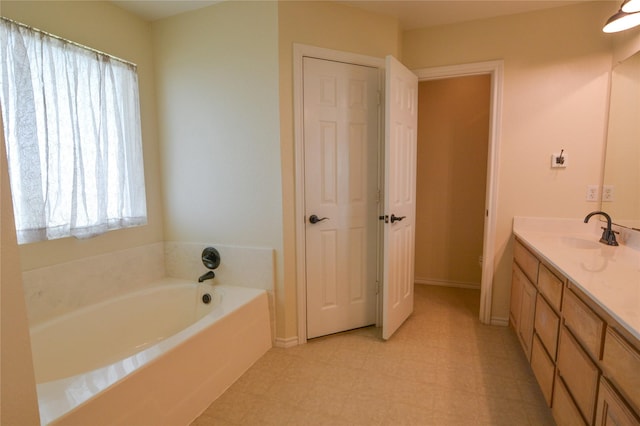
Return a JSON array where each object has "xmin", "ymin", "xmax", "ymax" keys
[{"xmin": 198, "ymin": 271, "xmax": 215, "ymax": 283}]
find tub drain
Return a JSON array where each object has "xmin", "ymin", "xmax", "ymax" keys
[{"xmin": 202, "ymin": 293, "xmax": 212, "ymax": 304}]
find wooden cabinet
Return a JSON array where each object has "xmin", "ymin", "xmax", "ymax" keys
[
  {"xmin": 557, "ymin": 326, "xmax": 600, "ymax": 424},
  {"xmin": 538, "ymin": 263, "xmax": 564, "ymax": 312},
  {"xmin": 595, "ymin": 377, "xmax": 640, "ymax": 426},
  {"xmin": 510, "ymin": 263, "xmax": 537, "ymax": 360},
  {"xmin": 511, "ymin": 236, "xmax": 640, "ymax": 426},
  {"xmin": 531, "ymin": 333, "xmax": 555, "ymax": 405},
  {"xmin": 553, "ymin": 374, "xmax": 588, "ymax": 426},
  {"xmin": 563, "ymin": 287, "xmax": 605, "ymax": 360},
  {"xmin": 513, "ymin": 239, "xmax": 539, "ymax": 283},
  {"xmin": 602, "ymin": 328, "xmax": 640, "ymax": 413},
  {"xmin": 535, "ymin": 293, "xmax": 560, "ymax": 358}
]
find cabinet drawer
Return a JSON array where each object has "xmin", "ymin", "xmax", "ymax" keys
[
  {"xmin": 602, "ymin": 328, "xmax": 640, "ymax": 413},
  {"xmin": 531, "ymin": 333, "xmax": 555, "ymax": 406},
  {"xmin": 535, "ymin": 293, "xmax": 560, "ymax": 359},
  {"xmin": 538, "ymin": 264, "xmax": 564, "ymax": 311},
  {"xmin": 595, "ymin": 377, "xmax": 640, "ymax": 426},
  {"xmin": 557, "ymin": 326, "xmax": 600, "ymax": 424},
  {"xmin": 563, "ymin": 288, "xmax": 605, "ymax": 360},
  {"xmin": 553, "ymin": 374, "xmax": 588, "ymax": 426},
  {"xmin": 514, "ymin": 240, "xmax": 539, "ymax": 284}
]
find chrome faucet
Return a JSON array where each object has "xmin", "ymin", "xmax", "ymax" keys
[
  {"xmin": 198, "ymin": 271, "xmax": 215, "ymax": 283},
  {"xmin": 584, "ymin": 211, "xmax": 619, "ymax": 246}
]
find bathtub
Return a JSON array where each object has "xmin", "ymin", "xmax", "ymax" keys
[{"xmin": 31, "ymin": 278, "xmax": 272, "ymax": 425}]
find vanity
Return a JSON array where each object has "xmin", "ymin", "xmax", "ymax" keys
[{"xmin": 511, "ymin": 217, "xmax": 640, "ymax": 426}]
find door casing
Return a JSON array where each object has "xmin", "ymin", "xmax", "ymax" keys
[{"xmin": 294, "ymin": 45, "xmax": 504, "ymax": 344}]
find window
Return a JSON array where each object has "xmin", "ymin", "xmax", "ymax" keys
[{"xmin": 0, "ymin": 18, "xmax": 147, "ymax": 244}]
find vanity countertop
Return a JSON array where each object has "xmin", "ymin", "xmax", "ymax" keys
[{"xmin": 513, "ymin": 217, "xmax": 640, "ymax": 341}]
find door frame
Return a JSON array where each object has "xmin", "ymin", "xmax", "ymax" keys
[
  {"xmin": 413, "ymin": 60, "xmax": 504, "ymax": 325},
  {"xmin": 294, "ymin": 44, "xmax": 384, "ymax": 344}
]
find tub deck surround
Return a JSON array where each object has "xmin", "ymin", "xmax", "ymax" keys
[
  {"xmin": 513, "ymin": 217, "xmax": 640, "ymax": 341},
  {"xmin": 164, "ymin": 241, "xmax": 276, "ymax": 339},
  {"xmin": 22, "ymin": 242, "xmax": 166, "ymax": 326},
  {"xmin": 35, "ymin": 282, "xmax": 272, "ymax": 426}
]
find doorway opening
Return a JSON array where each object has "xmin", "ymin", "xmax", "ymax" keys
[{"xmin": 415, "ymin": 61, "xmax": 503, "ymax": 325}]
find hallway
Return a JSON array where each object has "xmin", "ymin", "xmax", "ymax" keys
[{"xmin": 192, "ymin": 285, "xmax": 554, "ymax": 425}]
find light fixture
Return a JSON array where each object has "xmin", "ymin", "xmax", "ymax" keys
[
  {"xmin": 622, "ymin": 0, "xmax": 640, "ymax": 13},
  {"xmin": 603, "ymin": 6, "xmax": 640, "ymax": 33}
]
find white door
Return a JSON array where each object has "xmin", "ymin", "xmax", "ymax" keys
[
  {"xmin": 382, "ymin": 55, "xmax": 418, "ymax": 340},
  {"xmin": 303, "ymin": 57, "xmax": 379, "ymax": 339}
]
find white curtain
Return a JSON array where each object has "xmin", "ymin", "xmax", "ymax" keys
[{"xmin": 0, "ymin": 19, "xmax": 147, "ymax": 244}]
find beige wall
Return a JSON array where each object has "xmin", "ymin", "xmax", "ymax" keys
[
  {"xmin": 151, "ymin": 0, "xmax": 284, "ymax": 329},
  {"xmin": 277, "ymin": 1, "xmax": 401, "ymax": 337},
  {"xmin": 2, "ymin": 1, "xmax": 164, "ymax": 271},
  {"xmin": 415, "ymin": 76, "xmax": 490, "ymax": 288},
  {"xmin": 404, "ymin": 2, "xmax": 615, "ymax": 320},
  {"xmin": 1, "ymin": 113, "xmax": 40, "ymax": 424}
]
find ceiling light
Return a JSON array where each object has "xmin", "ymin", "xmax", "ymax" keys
[
  {"xmin": 603, "ymin": 8, "xmax": 640, "ymax": 33},
  {"xmin": 622, "ymin": 0, "xmax": 640, "ymax": 13}
]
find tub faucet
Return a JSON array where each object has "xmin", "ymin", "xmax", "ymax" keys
[
  {"xmin": 198, "ymin": 271, "xmax": 215, "ymax": 283},
  {"xmin": 584, "ymin": 211, "xmax": 619, "ymax": 246}
]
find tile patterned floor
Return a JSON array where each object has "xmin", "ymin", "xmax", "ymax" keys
[{"xmin": 191, "ymin": 285, "xmax": 555, "ymax": 425}]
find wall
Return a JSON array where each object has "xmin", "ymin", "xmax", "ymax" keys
[
  {"xmin": 403, "ymin": 2, "xmax": 615, "ymax": 321},
  {"xmin": 1, "ymin": 111, "xmax": 40, "ymax": 424},
  {"xmin": 277, "ymin": 1, "xmax": 402, "ymax": 338},
  {"xmin": 2, "ymin": 1, "xmax": 164, "ymax": 271},
  {"xmin": 151, "ymin": 1, "xmax": 284, "ymax": 329},
  {"xmin": 415, "ymin": 76, "xmax": 490, "ymax": 289}
]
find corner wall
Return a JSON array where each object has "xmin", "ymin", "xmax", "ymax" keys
[{"xmin": 403, "ymin": 2, "xmax": 615, "ymax": 321}]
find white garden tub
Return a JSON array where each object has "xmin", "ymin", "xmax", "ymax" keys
[{"xmin": 31, "ymin": 278, "xmax": 272, "ymax": 425}]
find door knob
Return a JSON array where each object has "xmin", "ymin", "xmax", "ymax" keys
[
  {"xmin": 309, "ymin": 214, "xmax": 329, "ymax": 224},
  {"xmin": 390, "ymin": 214, "xmax": 406, "ymax": 223}
]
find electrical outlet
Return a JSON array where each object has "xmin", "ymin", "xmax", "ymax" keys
[
  {"xmin": 551, "ymin": 152, "xmax": 567, "ymax": 168},
  {"xmin": 586, "ymin": 185, "xmax": 599, "ymax": 201},
  {"xmin": 603, "ymin": 185, "xmax": 615, "ymax": 202}
]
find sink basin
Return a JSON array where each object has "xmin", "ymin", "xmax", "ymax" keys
[{"xmin": 560, "ymin": 236, "xmax": 601, "ymax": 250}]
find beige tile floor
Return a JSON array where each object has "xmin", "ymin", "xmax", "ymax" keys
[{"xmin": 191, "ymin": 285, "xmax": 555, "ymax": 425}]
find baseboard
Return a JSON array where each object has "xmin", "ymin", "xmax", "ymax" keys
[
  {"xmin": 274, "ymin": 336, "xmax": 299, "ymax": 348},
  {"xmin": 490, "ymin": 316, "xmax": 509, "ymax": 326},
  {"xmin": 415, "ymin": 278, "xmax": 480, "ymax": 290}
]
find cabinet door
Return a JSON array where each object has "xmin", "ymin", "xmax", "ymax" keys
[
  {"xmin": 553, "ymin": 374, "xmax": 588, "ymax": 426},
  {"xmin": 557, "ymin": 326, "xmax": 600, "ymax": 424},
  {"xmin": 510, "ymin": 264, "xmax": 525, "ymax": 331},
  {"xmin": 535, "ymin": 293, "xmax": 560, "ymax": 359},
  {"xmin": 518, "ymin": 274, "xmax": 537, "ymax": 360},
  {"xmin": 595, "ymin": 377, "xmax": 640, "ymax": 426},
  {"xmin": 602, "ymin": 327, "xmax": 640, "ymax": 412},
  {"xmin": 531, "ymin": 333, "xmax": 555, "ymax": 406}
]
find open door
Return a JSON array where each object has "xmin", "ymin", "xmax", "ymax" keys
[{"xmin": 382, "ymin": 56, "xmax": 418, "ymax": 340}]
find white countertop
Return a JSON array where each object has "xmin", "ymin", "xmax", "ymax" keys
[{"xmin": 513, "ymin": 217, "xmax": 640, "ymax": 341}]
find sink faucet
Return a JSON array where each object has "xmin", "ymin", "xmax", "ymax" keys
[
  {"xmin": 584, "ymin": 211, "xmax": 619, "ymax": 246},
  {"xmin": 198, "ymin": 271, "xmax": 215, "ymax": 283}
]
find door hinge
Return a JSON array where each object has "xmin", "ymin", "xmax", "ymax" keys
[{"xmin": 377, "ymin": 90, "xmax": 382, "ymax": 106}]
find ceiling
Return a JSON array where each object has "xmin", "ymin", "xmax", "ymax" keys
[{"xmin": 112, "ymin": 0, "xmax": 604, "ymax": 30}]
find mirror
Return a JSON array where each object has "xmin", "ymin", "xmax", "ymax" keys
[{"xmin": 602, "ymin": 50, "xmax": 640, "ymax": 230}]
